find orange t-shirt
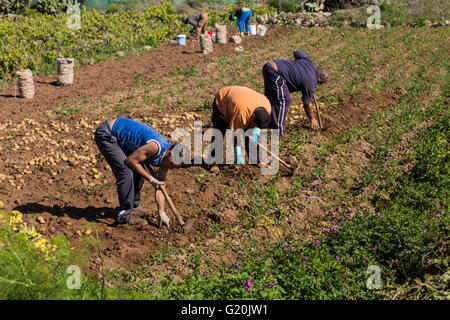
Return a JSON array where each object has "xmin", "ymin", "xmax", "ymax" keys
[{"xmin": 215, "ymin": 86, "xmax": 272, "ymax": 130}]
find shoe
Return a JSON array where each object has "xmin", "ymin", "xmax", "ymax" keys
[
  {"xmin": 157, "ymin": 212, "xmax": 170, "ymax": 228},
  {"xmin": 117, "ymin": 209, "xmax": 131, "ymax": 223},
  {"xmin": 118, "ymin": 209, "xmax": 148, "ymax": 226},
  {"xmin": 126, "ymin": 213, "xmax": 148, "ymax": 226}
]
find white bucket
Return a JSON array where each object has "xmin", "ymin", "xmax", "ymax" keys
[
  {"xmin": 257, "ymin": 25, "xmax": 267, "ymax": 36},
  {"xmin": 249, "ymin": 24, "xmax": 257, "ymax": 35},
  {"xmin": 176, "ymin": 34, "xmax": 186, "ymax": 46}
]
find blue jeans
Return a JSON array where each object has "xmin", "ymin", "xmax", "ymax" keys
[
  {"xmin": 238, "ymin": 10, "xmax": 252, "ymax": 33},
  {"xmin": 94, "ymin": 121, "xmax": 145, "ymax": 213}
]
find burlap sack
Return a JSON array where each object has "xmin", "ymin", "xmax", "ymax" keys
[
  {"xmin": 16, "ymin": 69, "xmax": 35, "ymax": 99},
  {"xmin": 230, "ymin": 35, "xmax": 242, "ymax": 44},
  {"xmin": 57, "ymin": 57, "xmax": 74, "ymax": 85},
  {"xmin": 215, "ymin": 24, "xmax": 227, "ymax": 44},
  {"xmin": 200, "ymin": 33, "xmax": 213, "ymax": 54}
]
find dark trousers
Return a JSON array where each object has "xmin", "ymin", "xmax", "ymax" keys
[
  {"xmin": 94, "ymin": 121, "xmax": 144, "ymax": 212},
  {"xmin": 211, "ymin": 98, "xmax": 228, "ymax": 136},
  {"xmin": 262, "ymin": 62, "xmax": 291, "ymax": 137}
]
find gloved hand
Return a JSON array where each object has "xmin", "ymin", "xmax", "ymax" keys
[
  {"xmin": 148, "ymin": 176, "xmax": 164, "ymax": 188},
  {"xmin": 250, "ymin": 127, "xmax": 260, "ymax": 145},
  {"xmin": 235, "ymin": 146, "xmax": 244, "ymax": 165}
]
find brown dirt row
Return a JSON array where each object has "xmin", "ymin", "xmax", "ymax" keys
[{"xmin": 0, "ymin": 26, "xmax": 426, "ymax": 276}]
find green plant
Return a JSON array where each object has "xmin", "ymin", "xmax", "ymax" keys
[
  {"xmin": 0, "ymin": 0, "xmax": 31, "ymax": 14},
  {"xmin": 36, "ymin": 0, "xmax": 59, "ymax": 14}
]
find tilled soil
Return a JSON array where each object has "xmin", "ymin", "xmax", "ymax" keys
[{"xmin": 0, "ymin": 25, "xmax": 401, "ymax": 275}]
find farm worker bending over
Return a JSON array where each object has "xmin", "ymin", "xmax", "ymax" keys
[
  {"xmin": 262, "ymin": 49, "xmax": 330, "ymax": 136},
  {"xmin": 182, "ymin": 12, "xmax": 208, "ymax": 40},
  {"xmin": 210, "ymin": 86, "xmax": 271, "ymax": 172},
  {"xmin": 229, "ymin": 7, "xmax": 252, "ymax": 36},
  {"xmin": 94, "ymin": 118, "xmax": 178, "ymax": 227}
]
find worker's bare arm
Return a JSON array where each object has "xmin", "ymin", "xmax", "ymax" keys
[
  {"xmin": 125, "ymin": 142, "xmax": 164, "ymax": 184},
  {"xmin": 303, "ymin": 103, "xmax": 320, "ymax": 130}
]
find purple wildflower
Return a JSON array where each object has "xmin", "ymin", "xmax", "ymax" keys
[
  {"xmin": 322, "ymin": 229, "xmax": 329, "ymax": 235},
  {"xmin": 440, "ymin": 204, "xmax": 445, "ymax": 210},
  {"xmin": 150, "ymin": 279, "xmax": 157, "ymax": 285},
  {"xmin": 301, "ymin": 256, "xmax": 309, "ymax": 261},
  {"xmin": 263, "ymin": 281, "xmax": 276, "ymax": 288},
  {"xmin": 377, "ymin": 213, "xmax": 384, "ymax": 218},
  {"xmin": 335, "ymin": 256, "xmax": 340, "ymax": 262},
  {"xmin": 342, "ymin": 274, "xmax": 347, "ymax": 279},
  {"xmin": 325, "ymin": 285, "xmax": 332, "ymax": 290},
  {"xmin": 329, "ymin": 225, "xmax": 338, "ymax": 233},
  {"xmin": 234, "ymin": 261, "xmax": 240, "ymax": 270},
  {"xmin": 243, "ymin": 279, "xmax": 253, "ymax": 291},
  {"xmin": 381, "ymin": 242, "xmax": 385, "ymax": 246},
  {"xmin": 283, "ymin": 242, "xmax": 291, "ymax": 250},
  {"xmin": 372, "ymin": 245, "xmax": 378, "ymax": 251},
  {"xmin": 362, "ymin": 258, "xmax": 368, "ymax": 263},
  {"xmin": 314, "ymin": 240, "xmax": 320, "ymax": 246},
  {"xmin": 339, "ymin": 221, "xmax": 346, "ymax": 226},
  {"xmin": 430, "ymin": 212, "xmax": 436, "ymax": 218}
]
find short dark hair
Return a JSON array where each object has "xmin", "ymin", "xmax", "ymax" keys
[
  {"xmin": 253, "ymin": 107, "xmax": 271, "ymax": 128},
  {"xmin": 318, "ymin": 68, "xmax": 330, "ymax": 81}
]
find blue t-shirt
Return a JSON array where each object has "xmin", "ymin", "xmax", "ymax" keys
[
  {"xmin": 273, "ymin": 50, "xmax": 318, "ymax": 104},
  {"xmin": 111, "ymin": 118, "xmax": 172, "ymax": 167}
]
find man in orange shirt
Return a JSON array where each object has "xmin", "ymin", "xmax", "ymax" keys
[{"xmin": 210, "ymin": 86, "xmax": 271, "ymax": 171}]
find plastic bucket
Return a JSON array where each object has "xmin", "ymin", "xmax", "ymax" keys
[
  {"xmin": 249, "ymin": 24, "xmax": 257, "ymax": 35},
  {"xmin": 176, "ymin": 34, "xmax": 186, "ymax": 46},
  {"xmin": 257, "ymin": 25, "xmax": 267, "ymax": 36}
]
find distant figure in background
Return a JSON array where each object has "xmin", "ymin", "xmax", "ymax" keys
[
  {"xmin": 229, "ymin": 7, "xmax": 252, "ymax": 37},
  {"xmin": 182, "ymin": 12, "xmax": 208, "ymax": 40}
]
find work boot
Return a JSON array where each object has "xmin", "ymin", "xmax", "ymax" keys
[
  {"xmin": 117, "ymin": 209, "xmax": 148, "ymax": 226},
  {"xmin": 126, "ymin": 213, "xmax": 148, "ymax": 226}
]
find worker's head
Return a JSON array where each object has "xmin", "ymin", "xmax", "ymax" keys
[
  {"xmin": 318, "ymin": 68, "xmax": 330, "ymax": 84},
  {"xmin": 252, "ymin": 107, "xmax": 271, "ymax": 129},
  {"xmin": 182, "ymin": 16, "xmax": 188, "ymax": 24},
  {"xmin": 159, "ymin": 144, "xmax": 180, "ymax": 169}
]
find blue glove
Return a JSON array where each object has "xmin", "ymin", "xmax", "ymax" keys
[
  {"xmin": 235, "ymin": 146, "xmax": 244, "ymax": 165},
  {"xmin": 250, "ymin": 127, "xmax": 260, "ymax": 145}
]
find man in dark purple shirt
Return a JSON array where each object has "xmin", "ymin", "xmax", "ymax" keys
[{"xmin": 262, "ymin": 50, "xmax": 329, "ymax": 136}]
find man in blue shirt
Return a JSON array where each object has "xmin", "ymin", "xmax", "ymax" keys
[
  {"xmin": 94, "ymin": 118, "xmax": 177, "ymax": 227},
  {"xmin": 262, "ymin": 50, "xmax": 330, "ymax": 136}
]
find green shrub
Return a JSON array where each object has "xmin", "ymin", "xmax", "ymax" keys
[
  {"xmin": 36, "ymin": 0, "xmax": 60, "ymax": 14},
  {"xmin": 0, "ymin": 0, "xmax": 32, "ymax": 14}
]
